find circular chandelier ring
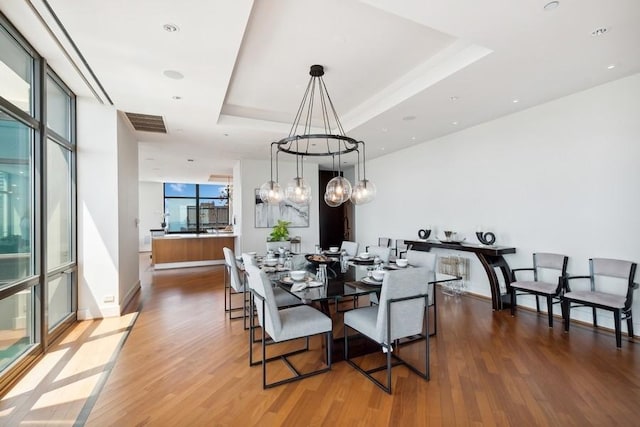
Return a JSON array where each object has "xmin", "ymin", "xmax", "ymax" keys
[{"xmin": 275, "ymin": 134, "xmax": 360, "ymax": 157}]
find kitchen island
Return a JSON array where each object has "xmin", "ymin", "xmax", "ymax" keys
[{"xmin": 151, "ymin": 233, "xmax": 236, "ymax": 269}]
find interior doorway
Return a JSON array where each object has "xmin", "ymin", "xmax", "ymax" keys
[{"xmin": 318, "ymin": 170, "xmax": 354, "ymax": 248}]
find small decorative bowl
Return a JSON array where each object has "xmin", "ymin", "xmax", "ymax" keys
[
  {"xmin": 371, "ymin": 270, "xmax": 385, "ymax": 281},
  {"xmin": 329, "ymin": 246, "xmax": 339, "ymax": 252},
  {"xmin": 395, "ymin": 259, "xmax": 408, "ymax": 267},
  {"xmin": 359, "ymin": 252, "xmax": 370, "ymax": 259},
  {"xmin": 290, "ymin": 270, "xmax": 306, "ymax": 281},
  {"xmin": 264, "ymin": 258, "xmax": 278, "ymax": 267}
]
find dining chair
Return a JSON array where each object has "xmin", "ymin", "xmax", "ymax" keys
[
  {"xmin": 563, "ymin": 258, "xmax": 638, "ymax": 348},
  {"xmin": 344, "ymin": 267, "xmax": 431, "ymax": 394},
  {"xmin": 510, "ymin": 252, "xmax": 568, "ymax": 327},
  {"xmin": 340, "ymin": 240, "xmax": 359, "ymax": 257},
  {"xmin": 223, "ymin": 247, "xmax": 247, "ymax": 322},
  {"xmin": 367, "ymin": 237, "xmax": 391, "ymax": 251},
  {"xmin": 406, "ymin": 250, "xmax": 438, "ymax": 336},
  {"xmin": 266, "ymin": 240, "xmax": 291, "ymax": 252},
  {"xmin": 244, "ymin": 264, "xmax": 333, "ymax": 388},
  {"xmin": 394, "ymin": 239, "xmax": 409, "ymax": 259},
  {"xmin": 367, "ymin": 245, "xmax": 392, "ymax": 264}
]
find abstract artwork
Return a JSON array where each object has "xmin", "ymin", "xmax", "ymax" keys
[{"xmin": 255, "ymin": 189, "xmax": 309, "ymax": 228}]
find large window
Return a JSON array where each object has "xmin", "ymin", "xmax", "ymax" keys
[
  {"xmin": 164, "ymin": 183, "xmax": 229, "ymax": 233},
  {"xmin": 0, "ymin": 14, "xmax": 76, "ymax": 391}
]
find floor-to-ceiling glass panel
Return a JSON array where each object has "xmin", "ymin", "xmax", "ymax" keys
[
  {"xmin": 46, "ymin": 139, "xmax": 71, "ymax": 268},
  {"xmin": 0, "ymin": 25, "xmax": 33, "ymax": 114},
  {"xmin": 0, "ymin": 288, "xmax": 33, "ymax": 372},
  {"xmin": 47, "ymin": 273, "xmax": 71, "ymax": 330},
  {"xmin": 45, "ymin": 76, "xmax": 71, "ymax": 140},
  {"xmin": 164, "ymin": 198, "xmax": 197, "ymax": 232},
  {"xmin": 0, "ymin": 112, "xmax": 33, "ymax": 288}
]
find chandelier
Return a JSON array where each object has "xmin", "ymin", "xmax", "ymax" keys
[{"xmin": 259, "ymin": 65, "xmax": 376, "ymax": 207}]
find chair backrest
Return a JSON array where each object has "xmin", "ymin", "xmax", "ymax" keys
[
  {"xmin": 378, "ymin": 237, "xmax": 391, "ymax": 247},
  {"xmin": 533, "ymin": 253, "xmax": 568, "ymax": 283},
  {"xmin": 367, "ymin": 245, "xmax": 392, "ymax": 263},
  {"xmin": 266, "ymin": 240, "xmax": 291, "ymax": 252},
  {"xmin": 395, "ymin": 239, "xmax": 408, "ymax": 257},
  {"xmin": 376, "ymin": 267, "xmax": 430, "ymax": 343},
  {"xmin": 340, "ymin": 241, "xmax": 359, "ymax": 257},
  {"xmin": 223, "ymin": 247, "xmax": 244, "ymax": 292},
  {"xmin": 244, "ymin": 264, "xmax": 282, "ymax": 337},
  {"xmin": 242, "ymin": 252, "xmax": 257, "ymax": 267},
  {"xmin": 406, "ymin": 250, "xmax": 437, "ymax": 270},
  {"xmin": 589, "ymin": 258, "xmax": 637, "ymax": 309}
]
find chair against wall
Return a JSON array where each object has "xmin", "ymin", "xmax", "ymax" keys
[
  {"xmin": 266, "ymin": 240, "xmax": 291, "ymax": 252},
  {"xmin": 223, "ymin": 247, "xmax": 247, "ymax": 322},
  {"xmin": 510, "ymin": 253, "xmax": 568, "ymax": 327},
  {"xmin": 344, "ymin": 267, "xmax": 431, "ymax": 394},
  {"xmin": 562, "ymin": 258, "xmax": 638, "ymax": 348},
  {"xmin": 340, "ymin": 241, "xmax": 359, "ymax": 257},
  {"xmin": 394, "ymin": 239, "xmax": 409, "ymax": 259},
  {"xmin": 406, "ymin": 250, "xmax": 438, "ymax": 335},
  {"xmin": 367, "ymin": 237, "xmax": 391, "ymax": 251},
  {"xmin": 244, "ymin": 264, "xmax": 332, "ymax": 388}
]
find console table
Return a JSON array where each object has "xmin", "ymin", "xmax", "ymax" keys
[{"xmin": 404, "ymin": 239, "xmax": 516, "ymax": 310}]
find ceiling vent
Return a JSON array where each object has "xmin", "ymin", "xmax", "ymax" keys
[
  {"xmin": 208, "ymin": 174, "xmax": 232, "ymax": 183},
  {"xmin": 125, "ymin": 112, "xmax": 167, "ymax": 133}
]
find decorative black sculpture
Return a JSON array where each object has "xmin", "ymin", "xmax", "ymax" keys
[
  {"xmin": 418, "ymin": 228, "xmax": 431, "ymax": 240},
  {"xmin": 476, "ymin": 231, "xmax": 496, "ymax": 245}
]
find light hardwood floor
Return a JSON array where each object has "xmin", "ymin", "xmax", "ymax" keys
[{"xmin": 2, "ymin": 254, "xmax": 639, "ymax": 426}]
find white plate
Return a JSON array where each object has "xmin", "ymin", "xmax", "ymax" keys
[
  {"xmin": 362, "ymin": 277, "xmax": 383, "ymax": 286},
  {"xmin": 280, "ymin": 276, "xmax": 312, "ymax": 285}
]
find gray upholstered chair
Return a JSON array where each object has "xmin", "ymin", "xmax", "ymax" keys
[
  {"xmin": 562, "ymin": 258, "xmax": 638, "ymax": 348},
  {"xmin": 340, "ymin": 240, "xmax": 359, "ymax": 257},
  {"xmin": 241, "ymin": 253, "xmax": 301, "ymax": 309},
  {"xmin": 406, "ymin": 250, "xmax": 438, "ymax": 335},
  {"xmin": 223, "ymin": 247, "xmax": 246, "ymax": 321},
  {"xmin": 367, "ymin": 245, "xmax": 392, "ymax": 264},
  {"xmin": 344, "ymin": 267, "xmax": 431, "ymax": 393},
  {"xmin": 510, "ymin": 253, "xmax": 568, "ymax": 327},
  {"xmin": 244, "ymin": 264, "xmax": 332, "ymax": 388},
  {"xmin": 367, "ymin": 237, "xmax": 391, "ymax": 251}
]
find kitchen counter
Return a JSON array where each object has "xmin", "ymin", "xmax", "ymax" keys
[{"xmin": 152, "ymin": 233, "xmax": 236, "ymax": 269}]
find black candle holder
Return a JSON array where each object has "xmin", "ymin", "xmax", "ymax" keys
[
  {"xmin": 476, "ymin": 231, "xmax": 496, "ymax": 245},
  {"xmin": 418, "ymin": 229, "xmax": 431, "ymax": 240}
]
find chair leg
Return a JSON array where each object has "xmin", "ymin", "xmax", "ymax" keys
[
  {"xmin": 431, "ymin": 289, "xmax": 438, "ymax": 336},
  {"xmin": 510, "ymin": 289, "xmax": 517, "ymax": 316},
  {"xmin": 593, "ymin": 307, "xmax": 598, "ymax": 328},
  {"xmin": 563, "ymin": 299, "xmax": 571, "ymax": 332},
  {"xmin": 627, "ymin": 313, "xmax": 634, "ymax": 339},
  {"xmin": 614, "ymin": 310, "xmax": 622, "ymax": 348},
  {"xmin": 535, "ymin": 296, "xmax": 540, "ymax": 313},
  {"xmin": 224, "ymin": 267, "xmax": 230, "ymax": 312},
  {"xmin": 546, "ymin": 295, "xmax": 553, "ymax": 328}
]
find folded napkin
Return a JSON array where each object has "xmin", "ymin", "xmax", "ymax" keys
[
  {"xmin": 306, "ymin": 281, "xmax": 324, "ymax": 288},
  {"xmin": 291, "ymin": 282, "xmax": 308, "ymax": 292}
]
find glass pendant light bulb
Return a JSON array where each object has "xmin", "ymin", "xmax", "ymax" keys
[
  {"xmin": 324, "ymin": 190, "xmax": 342, "ymax": 207},
  {"xmin": 285, "ymin": 177, "xmax": 311, "ymax": 205},
  {"xmin": 259, "ymin": 180, "xmax": 284, "ymax": 204},
  {"xmin": 325, "ymin": 176, "xmax": 352, "ymax": 205},
  {"xmin": 350, "ymin": 179, "xmax": 376, "ymax": 205}
]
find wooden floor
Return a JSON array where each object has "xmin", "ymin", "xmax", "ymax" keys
[{"xmin": 2, "ymin": 255, "xmax": 640, "ymax": 426}]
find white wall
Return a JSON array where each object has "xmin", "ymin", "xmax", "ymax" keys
[
  {"xmin": 355, "ymin": 73, "xmax": 640, "ymax": 331},
  {"xmin": 116, "ymin": 113, "xmax": 140, "ymax": 310},
  {"xmin": 138, "ymin": 181, "xmax": 164, "ymax": 252},
  {"xmin": 238, "ymin": 159, "xmax": 319, "ymax": 255},
  {"xmin": 77, "ymin": 99, "xmax": 120, "ymax": 319}
]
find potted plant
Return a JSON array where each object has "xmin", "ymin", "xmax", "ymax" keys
[{"xmin": 269, "ymin": 220, "xmax": 291, "ymax": 241}]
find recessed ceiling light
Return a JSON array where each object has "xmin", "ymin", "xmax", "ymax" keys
[
  {"xmin": 163, "ymin": 23, "xmax": 180, "ymax": 32},
  {"xmin": 450, "ymin": 96, "xmax": 459, "ymax": 102},
  {"xmin": 411, "ymin": 136, "xmax": 416, "ymax": 140},
  {"xmin": 402, "ymin": 115, "xmax": 416, "ymax": 121},
  {"xmin": 591, "ymin": 27, "xmax": 608, "ymax": 37},
  {"xmin": 607, "ymin": 64, "xmax": 616, "ymax": 69},
  {"xmin": 381, "ymin": 127, "xmax": 388, "ymax": 132},
  {"xmin": 380, "ymin": 147, "xmax": 385, "ymax": 151},
  {"xmin": 163, "ymin": 70, "xmax": 184, "ymax": 80},
  {"xmin": 543, "ymin": 1, "xmax": 559, "ymax": 11},
  {"xmin": 452, "ymin": 121, "xmax": 458, "ymax": 126},
  {"xmin": 512, "ymin": 99, "xmax": 520, "ymax": 103},
  {"xmin": 172, "ymin": 96, "xmax": 182, "ymax": 100},
  {"xmin": 187, "ymin": 159, "xmax": 194, "ymax": 162},
  {"xmin": 224, "ymin": 133, "xmax": 229, "ymax": 137}
]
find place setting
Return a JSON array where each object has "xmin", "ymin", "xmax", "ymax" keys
[
  {"xmin": 280, "ymin": 270, "xmax": 324, "ymax": 291},
  {"xmin": 360, "ymin": 269, "xmax": 385, "ymax": 286}
]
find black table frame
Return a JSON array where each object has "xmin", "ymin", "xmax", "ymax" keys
[{"xmin": 404, "ymin": 240, "xmax": 516, "ymax": 311}]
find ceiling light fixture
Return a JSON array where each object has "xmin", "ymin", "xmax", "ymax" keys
[
  {"xmin": 591, "ymin": 27, "xmax": 608, "ymax": 36},
  {"xmin": 607, "ymin": 64, "xmax": 616, "ymax": 69},
  {"xmin": 543, "ymin": 1, "xmax": 560, "ymax": 11},
  {"xmin": 260, "ymin": 65, "xmax": 376, "ymax": 207},
  {"xmin": 163, "ymin": 70, "xmax": 184, "ymax": 80}
]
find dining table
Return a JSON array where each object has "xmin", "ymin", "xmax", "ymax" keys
[{"xmin": 273, "ymin": 259, "xmax": 460, "ymax": 361}]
